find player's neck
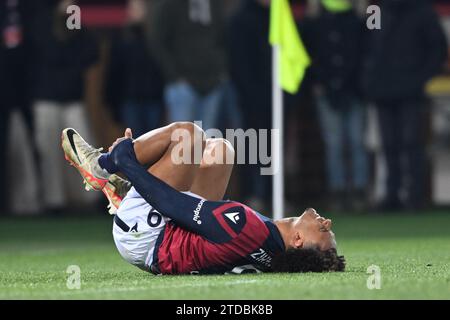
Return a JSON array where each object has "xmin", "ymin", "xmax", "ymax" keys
[{"xmin": 274, "ymin": 218, "xmax": 296, "ymax": 249}]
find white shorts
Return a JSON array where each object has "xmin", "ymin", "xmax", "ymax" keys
[{"xmin": 112, "ymin": 187, "xmax": 203, "ymax": 271}]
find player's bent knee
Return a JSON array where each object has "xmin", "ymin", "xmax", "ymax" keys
[
  {"xmin": 223, "ymin": 138, "xmax": 235, "ymax": 157},
  {"xmin": 171, "ymin": 121, "xmax": 201, "ymax": 133},
  {"xmin": 172, "ymin": 122, "xmax": 205, "ymax": 143},
  {"xmin": 170, "ymin": 122, "xmax": 206, "ymax": 163},
  {"xmin": 205, "ymin": 138, "xmax": 235, "ymax": 165},
  {"xmin": 219, "ymin": 138, "xmax": 235, "ymax": 161}
]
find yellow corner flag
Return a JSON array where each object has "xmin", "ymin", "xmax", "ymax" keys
[{"xmin": 269, "ymin": 0, "xmax": 311, "ymax": 94}]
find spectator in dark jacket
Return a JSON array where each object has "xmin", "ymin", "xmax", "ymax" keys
[
  {"xmin": 150, "ymin": 0, "xmax": 229, "ymax": 131},
  {"xmin": 32, "ymin": 0, "xmax": 99, "ymax": 212},
  {"xmin": 301, "ymin": 0, "xmax": 368, "ymax": 211},
  {"xmin": 106, "ymin": 0, "xmax": 164, "ymax": 137},
  {"xmin": 0, "ymin": 0, "xmax": 37, "ymax": 213},
  {"xmin": 229, "ymin": 0, "xmax": 272, "ymax": 211},
  {"xmin": 362, "ymin": 0, "xmax": 448, "ymax": 210}
]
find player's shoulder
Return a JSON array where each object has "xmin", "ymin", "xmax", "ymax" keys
[
  {"xmin": 222, "ymin": 201, "xmax": 269, "ymax": 227},
  {"xmin": 209, "ymin": 201, "xmax": 267, "ymax": 232}
]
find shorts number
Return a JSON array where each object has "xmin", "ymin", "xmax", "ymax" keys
[{"xmin": 147, "ymin": 209, "xmax": 162, "ymax": 228}]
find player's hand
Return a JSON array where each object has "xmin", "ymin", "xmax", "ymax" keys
[{"xmin": 108, "ymin": 128, "xmax": 133, "ymax": 152}]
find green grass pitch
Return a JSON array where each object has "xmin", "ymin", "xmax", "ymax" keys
[{"xmin": 0, "ymin": 212, "xmax": 449, "ymax": 299}]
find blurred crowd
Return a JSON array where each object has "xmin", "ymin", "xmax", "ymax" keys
[{"xmin": 0, "ymin": 0, "xmax": 448, "ymax": 216}]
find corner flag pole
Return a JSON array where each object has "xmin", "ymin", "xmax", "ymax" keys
[
  {"xmin": 270, "ymin": 0, "xmax": 310, "ymax": 220},
  {"xmin": 272, "ymin": 45, "xmax": 284, "ymax": 221}
]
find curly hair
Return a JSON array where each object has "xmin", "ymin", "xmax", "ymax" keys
[{"xmin": 271, "ymin": 248, "xmax": 346, "ymax": 273}]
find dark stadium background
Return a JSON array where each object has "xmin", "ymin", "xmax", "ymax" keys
[{"xmin": 51, "ymin": 0, "xmax": 450, "ymax": 212}]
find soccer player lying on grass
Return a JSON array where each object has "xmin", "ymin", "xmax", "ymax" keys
[{"xmin": 62, "ymin": 122, "xmax": 345, "ymax": 274}]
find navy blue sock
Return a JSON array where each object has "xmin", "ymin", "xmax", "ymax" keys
[{"xmin": 98, "ymin": 153, "xmax": 119, "ymax": 174}]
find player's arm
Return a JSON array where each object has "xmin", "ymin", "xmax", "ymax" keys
[{"xmin": 109, "ymin": 139, "xmax": 237, "ymax": 242}]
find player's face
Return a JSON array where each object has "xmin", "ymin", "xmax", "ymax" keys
[{"xmin": 297, "ymin": 208, "xmax": 336, "ymax": 251}]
